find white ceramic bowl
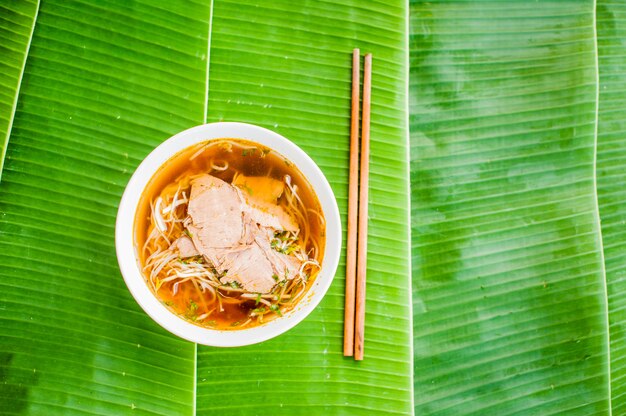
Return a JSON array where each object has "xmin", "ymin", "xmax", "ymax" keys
[{"xmin": 116, "ymin": 122, "xmax": 341, "ymax": 347}]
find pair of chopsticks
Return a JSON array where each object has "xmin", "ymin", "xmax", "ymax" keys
[{"xmin": 344, "ymin": 48, "xmax": 372, "ymax": 361}]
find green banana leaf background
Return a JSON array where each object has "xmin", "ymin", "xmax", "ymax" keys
[{"xmin": 0, "ymin": 0, "xmax": 624, "ymax": 415}]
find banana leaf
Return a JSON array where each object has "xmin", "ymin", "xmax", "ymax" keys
[
  {"xmin": 0, "ymin": 0, "xmax": 38, "ymax": 178},
  {"xmin": 0, "ymin": 0, "xmax": 209, "ymax": 413},
  {"xmin": 0, "ymin": 0, "xmax": 412, "ymax": 414},
  {"xmin": 409, "ymin": 1, "xmax": 611, "ymax": 414},
  {"xmin": 4, "ymin": 0, "xmax": 626, "ymax": 414},
  {"xmin": 196, "ymin": 0, "xmax": 412, "ymax": 414},
  {"xmin": 597, "ymin": 0, "xmax": 626, "ymax": 412}
]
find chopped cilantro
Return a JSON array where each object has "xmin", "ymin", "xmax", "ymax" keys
[
  {"xmin": 212, "ymin": 267, "xmax": 228, "ymax": 278},
  {"xmin": 272, "ymin": 274, "xmax": 279, "ymax": 282},
  {"xmin": 251, "ymin": 307, "xmax": 266, "ymax": 314},
  {"xmin": 270, "ymin": 304, "xmax": 283, "ymax": 316},
  {"xmin": 256, "ymin": 293, "xmax": 262, "ymax": 305},
  {"xmin": 230, "ymin": 281, "xmax": 241, "ymax": 289},
  {"xmin": 270, "ymin": 231, "xmax": 300, "ymax": 254},
  {"xmin": 185, "ymin": 300, "xmax": 199, "ymax": 321}
]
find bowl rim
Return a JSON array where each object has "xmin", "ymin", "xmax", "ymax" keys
[{"xmin": 115, "ymin": 122, "xmax": 341, "ymax": 347}]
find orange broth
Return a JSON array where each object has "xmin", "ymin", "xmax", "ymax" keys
[{"xmin": 134, "ymin": 139, "xmax": 325, "ymax": 329}]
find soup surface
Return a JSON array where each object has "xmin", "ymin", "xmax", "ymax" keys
[{"xmin": 135, "ymin": 139, "xmax": 325, "ymax": 330}]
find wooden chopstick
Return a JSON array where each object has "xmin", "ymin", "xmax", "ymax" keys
[
  {"xmin": 354, "ymin": 53, "xmax": 372, "ymax": 361},
  {"xmin": 343, "ymin": 48, "xmax": 361, "ymax": 357}
]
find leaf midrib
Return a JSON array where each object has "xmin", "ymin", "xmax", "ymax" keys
[{"xmin": 0, "ymin": 0, "xmax": 39, "ymax": 183}]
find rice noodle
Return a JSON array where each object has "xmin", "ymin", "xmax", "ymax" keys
[
  {"xmin": 189, "ymin": 145, "xmax": 207, "ymax": 161},
  {"xmin": 210, "ymin": 160, "xmax": 228, "ymax": 171},
  {"xmin": 153, "ymin": 197, "xmax": 167, "ymax": 232},
  {"xmin": 298, "ymin": 259, "xmax": 320, "ymax": 281},
  {"xmin": 163, "ymin": 197, "xmax": 188, "ymax": 215}
]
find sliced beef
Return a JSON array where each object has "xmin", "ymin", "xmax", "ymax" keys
[
  {"xmin": 187, "ymin": 175, "xmax": 243, "ymax": 251},
  {"xmin": 219, "ymin": 244, "xmax": 276, "ymax": 293},
  {"xmin": 235, "ymin": 188, "xmax": 298, "ymax": 231},
  {"xmin": 255, "ymin": 234, "xmax": 302, "ymax": 281},
  {"xmin": 182, "ymin": 173, "xmax": 303, "ymax": 293},
  {"xmin": 173, "ymin": 235, "xmax": 199, "ymax": 258}
]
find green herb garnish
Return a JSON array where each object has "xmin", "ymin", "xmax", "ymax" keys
[
  {"xmin": 213, "ymin": 267, "xmax": 228, "ymax": 278},
  {"xmin": 185, "ymin": 300, "xmax": 199, "ymax": 321},
  {"xmin": 270, "ymin": 304, "xmax": 282, "ymax": 316},
  {"xmin": 256, "ymin": 293, "xmax": 262, "ymax": 305},
  {"xmin": 270, "ymin": 231, "xmax": 300, "ymax": 254}
]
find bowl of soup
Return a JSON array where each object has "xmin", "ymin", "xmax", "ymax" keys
[{"xmin": 116, "ymin": 122, "xmax": 341, "ymax": 346}]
